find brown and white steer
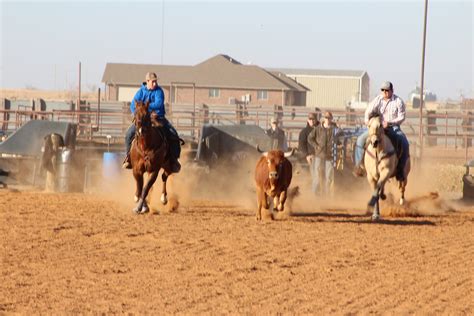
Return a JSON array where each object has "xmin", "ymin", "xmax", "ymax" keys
[{"xmin": 254, "ymin": 147, "xmax": 294, "ymax": 220}]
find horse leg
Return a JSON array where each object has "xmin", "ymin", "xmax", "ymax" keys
[
  {"xmin": 138, "ymin": 170, "xmax": 159, "ymax": 214},
  {"xmin": 380, "ymin": 186, "xmax": 387, "ymax": 200},
  {"xmin": 373, "ymin": 175, "xmax": 391, "ymax": 220},
  {"xmin": 141, "ymin": 199, "xmax": 150, "ymax": 214},
  {"xmin": 161, "ymin": 172, "xmax": 168, "ymax": 205},
  {"xmin": 132, "ymin": 170, "xmax": 144, "ymax": 213},
  {"xmin": 399, "ymin": 179, "xmax": 407, "ymax": 205},
  {"xmin": 367, "ymin": 178, "xmax": 379, "ymax": 208},
  {"xmin": 372, "ymin": 198, "xmax": 380, "ymax": 221},
  {"xmin": 368, "ymin": 179, "xmax": 385, "ymax": 221}
]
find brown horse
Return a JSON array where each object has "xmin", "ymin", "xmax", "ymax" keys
[
  {"xmin": 364, "ymin": 114, "xmax": 410, "ymax": 220},
  {"xmin": 130, "ymin": 101, "xmax": 173, "ymax": 214}
]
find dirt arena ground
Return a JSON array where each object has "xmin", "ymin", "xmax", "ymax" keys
[{"xmin": 1, "ymin": 162, "xmax": 473, "ymax": 314}]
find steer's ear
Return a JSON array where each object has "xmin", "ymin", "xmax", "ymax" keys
[{"xmin": 283, "ymin": 148, "xmax": 295, "ymax": 158}]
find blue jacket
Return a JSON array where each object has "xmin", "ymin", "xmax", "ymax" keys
[{"xmin": 130, "ymin": 83, "xmax": 165, "ymax": 117}]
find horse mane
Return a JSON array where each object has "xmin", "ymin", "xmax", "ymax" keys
[{"xmin": 368, "ymin": 112, "xmax": 381, "ymax": 121}]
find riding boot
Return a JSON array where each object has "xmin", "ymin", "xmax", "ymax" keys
[
  {"xmin": 352, "ymin": 149, "xmax": 366, "ymax": 177},
  {"xmin": 352, "ymin": 164, "xmax": 365, "ymax": 177},
  {"xmin": 122, "ymin": 153, "xmax": 132, "ymax": 169}
]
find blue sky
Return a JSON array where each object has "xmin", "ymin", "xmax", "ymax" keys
[{"xmin": 1, "ymin": 0, "xmax": 472, "ymax": 101}]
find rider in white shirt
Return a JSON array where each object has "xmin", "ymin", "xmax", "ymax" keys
[{"xmin": 353, "ymin": 81, "xmax": 409, "ymax": 181}]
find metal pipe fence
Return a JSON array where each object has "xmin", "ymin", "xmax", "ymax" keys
[{"xmin": 1, "ymin": 104, "xmax": 472, "ymax": 161}]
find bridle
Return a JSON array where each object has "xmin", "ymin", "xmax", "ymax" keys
[
  {"xmin": 366, "ymin": 118, "xmax": 395, "ymax": 164},
  {"xmin": 134, "ymin": 111, "xmax": 151, "ymax": 153}
]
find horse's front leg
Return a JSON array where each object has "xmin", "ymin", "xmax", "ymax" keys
[
  {"xmin": 133, "ymin": 168, "xmax": 144, "ymax": 205},
  {"xmin": 161, "ymin": 172, "xmax": 168, "ymax": 205},
  {"xmin": 398, "ymin": 179, "xmax": 407, "ymax": 205},
  {"xmin": 138, "ymin": 170, "xmax": 159, "ymax": 214},
  {"xmin": 367, "ymin": 176, "xmax": 379, "ymax": 209},
  {"xmin": 370, "ymin": 171, "xmax": 391, "ymax": 220}
]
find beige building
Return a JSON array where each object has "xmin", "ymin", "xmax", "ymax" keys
[
  {"xmin": 271, "ymin": 68, "xmax": 370, "ymax": 109},
  {"xmin": 102, "ymin": 55, "xmax": 308, "ymax": 107}
]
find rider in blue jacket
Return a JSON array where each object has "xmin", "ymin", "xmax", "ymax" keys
[{"xmin": 122, "ymin": 72, "xmax": 181, "ymax": 173}]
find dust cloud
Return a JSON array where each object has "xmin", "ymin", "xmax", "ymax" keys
[{"xmin": 88, "ymin": 151, "xmax": 467, "ymax": 218}]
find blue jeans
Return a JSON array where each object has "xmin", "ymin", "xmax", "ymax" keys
[
  {"xmin": 311, "ymin": 157, "xmax": 334, "ymax": 195},
  {"xmin": 354, "ymin": 129, "xmax": 369, "ymax": 167},
  {"xmin": 125, "ymin": 124, "xmax": 136, "ymax": 154},
  {"xmin": 124, "ymin": 119, "xmax": 181, "ymax": 159}
]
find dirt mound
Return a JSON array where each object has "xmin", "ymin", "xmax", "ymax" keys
[{"xmin": 379, "ymin": 191, "xmax": 458, "ymax": 217}]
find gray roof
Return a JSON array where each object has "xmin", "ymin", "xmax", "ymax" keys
[
  {"xmin": 269, "ymin": 68, "xmax": 366, "ymax": 78},
  {"xmin": 102, "ymin": 55, "xmax": 308, "ymax": 91},
  {"xmin": 267, "ymin": 71, "xmax": 309, "ymax": 92}
]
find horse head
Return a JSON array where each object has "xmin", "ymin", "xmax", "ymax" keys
[
  {"xmin": 367, "ymin": 113, "xmax": 384, "ymax": 148},
  {"xmin": 134, "ymin": 100, "xmax": 151, "ymax": 137}
]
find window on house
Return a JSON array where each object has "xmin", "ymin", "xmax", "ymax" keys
[
  {"xmin": 209, "ymin": 88, "xmax": 220, "ymax": 98},
  {"xmin": 257, "ymin": 90, "xmax": 268, "ymax": 100}
]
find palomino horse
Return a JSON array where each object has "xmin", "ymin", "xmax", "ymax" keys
[
  {"xmin": 130, "ymin": 101, "xmax": 173, "ymax": 214},
  {"xmin": 364, "ymin": 114, "xmax": 410, "ymax": 220}
]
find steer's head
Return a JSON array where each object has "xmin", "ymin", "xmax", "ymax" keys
[{"xmin": 257, "ymin": 145, "xmax": 294, "ymax": 187}]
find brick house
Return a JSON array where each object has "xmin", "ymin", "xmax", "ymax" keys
[{"xmin": 101, "ymin": 54, "xmax": 308, "ymax": 106}]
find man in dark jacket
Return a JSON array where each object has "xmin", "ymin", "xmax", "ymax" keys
[
  {"xmin": 298, "ymin": 112, "xmax": 319, "ymax": 164},
  {"xmin": 265, "ymin": 117, "xmax": 287, "ymax": 150},
  {"xmin": 307, "ymin": 111, "xmax": 342, "ymax": 196}
]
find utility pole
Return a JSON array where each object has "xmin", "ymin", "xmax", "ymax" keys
[
  {"xmin": 78, "ymin": 61, "xmax": 82, "ymax": 105},
  {"xmin": 161, "ymin": 0, "xmax": 165, "ymax": 64},
  {"xmin": 419, "ymin": 0, "xmax": 429, "ymax": 159}
]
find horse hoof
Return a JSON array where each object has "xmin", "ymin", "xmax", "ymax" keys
[
  {"xmin": 161, "ymin": 194, "xmax": 168, "ymax": 205},
  {"xmin": 372, "ymin": 214, "xmax": 380, "ymax": 221},
  {"xmin": 133, "ymin": 199, "xmax": 144, "ymax": 214},
  {"xmin": 380, "ymin": 193, "xmax": 387, "ymax": 200},
  {"xmin": 277, "ymin": 204, "xmax": 284, "ymax": 212},
  {"xmin": 133, "ymin": 206, "xmax": 141, "ymax": 214},
  {"xmin": 141, "ymin": 205, "xmax": 150, "ymax": 214},
  {"xmin": 399, "ymin": 198, "xmax": 405, "ymax": 205},
  {"xmin": 134, "ymin": 196, "xmax": 139, "ymax": 203}
]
